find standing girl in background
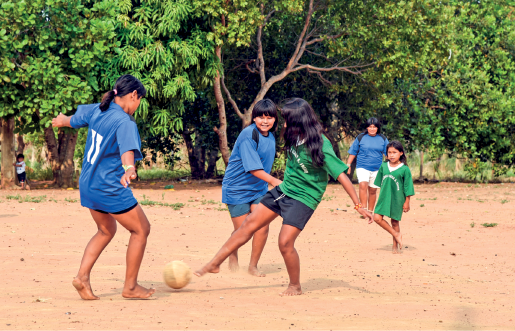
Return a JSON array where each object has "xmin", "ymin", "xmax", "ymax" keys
[
  {"xmin": 372, "ymin": 140, "xmax": 414, "ymax": 253},
  {"xmin": 346, "ymin": 118, "xmax": 389, "ymax": 212},
  {"xmin": 195, "ymin": 98, "xmax": 372, "ymax": 296},
  {"xmin": 222, "ymin": 99, "xmax": 281, "ymax": 277},
  {"xmin": 52, "ymin": 75, "xmax": 155, "ymax": 300}
]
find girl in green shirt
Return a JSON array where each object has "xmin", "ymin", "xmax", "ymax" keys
[
  {"xmin": 372, "ymin": 140, "xmax": 415, "ymax": 253},
  {"xmin": 194, "ymin": 98, "xmax": 373, "ymax": 296}
]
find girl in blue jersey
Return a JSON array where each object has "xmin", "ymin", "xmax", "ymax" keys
[
  {"xmin": 222, "ymin": 99, "xmax": 282, "ymax": 277},
  {"xmin": 52, "ymin": 75, "xmax": 155, "ymax": 300}
]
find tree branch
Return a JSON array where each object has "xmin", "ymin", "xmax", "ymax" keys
[
  {"xmin": 286, "ymin": 0, "xmax": 315, "ymax": 70},
  {"xmin": 256, "ymin": 7, "xmax": 275, "ymax": 87},
  {"xmin": 291, "ymin": 62, "xmax": 376, "ymax": 75},
  {"xmin": 221, "ymin": 74, "xmax": 244, "ymax": 120}
]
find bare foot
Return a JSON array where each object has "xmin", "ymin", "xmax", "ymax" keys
[
  {"xmin": 279, "ymin": 284, "xmax": 302, "ymax": 296},
  {"xmin": 248, "ymin": 266, "xmax": 266, "ymax": 277},
  {"xmin": 122, "ymin": 285, "xmax": 155, "ymax": 299},
  {"xmin": 72, "ymin": 277, "xmax": 99, "ymax": 300},
  {"xmin": 194, "ymin": 263, "xmax": 220, "ymax": 277},
  {"xmin": 228, "ymin": 254, "xmax": 239, "ymax": 273},
  {"xmin": 394, "ymin": 233, "xmax": 403, "ymax": 250},
  {"xmin": 392, "ymin": 244, "xmax": 399, "ymax": 254}
]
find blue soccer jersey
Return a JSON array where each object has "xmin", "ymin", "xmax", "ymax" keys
[
  {"xmin": 70, "ymin": 102, "xmax": 143, "ymax": 213},
  {"xmin": 222, "ymin": 123, "xmax": 276, "ymax": 205}
]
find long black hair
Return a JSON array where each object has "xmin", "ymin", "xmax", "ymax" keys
[
  {"xmin": 386, "ymin": 140, "xmax": 408, "ymax": 165},
  {"xmin": 363, "ymin": 117, "xmax": 382, "ymax": 134},
  {"xmin": 252, "ymin": 99, "xmax": 279, "ymax": 131},
  {"xmin": 281, "ymin": 98, "xmax": 325, "ymax": 168},
  {"xmin": 99, "ymin": 75, "xmax": 147, "ymax": 112}
]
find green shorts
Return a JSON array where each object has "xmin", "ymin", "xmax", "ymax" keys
[{"xmin": 227, "ymin": 195, "xmax": 265, "ymax": 218}]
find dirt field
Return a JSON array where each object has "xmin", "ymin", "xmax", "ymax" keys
[{"xmin": 1, "ymin": 181, "xmax": 514, "ymax": 330}]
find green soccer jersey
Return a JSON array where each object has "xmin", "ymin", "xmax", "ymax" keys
[
  {"xmin": 373, "ymin": 161, "xmax": 415, "ymax": 220},
  {"xmin": 279, "ymin": 136, "xmax": 349, "ymax": 210}
]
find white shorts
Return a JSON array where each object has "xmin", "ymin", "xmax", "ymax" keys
[{"xmin": 356, "ymin": 168, "xmax": 380, "ymax": 188}]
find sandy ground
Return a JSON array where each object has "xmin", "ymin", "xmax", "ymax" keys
[{"xmin": 1, "ymin": 181, "xmax": 515, "ymax": 330}]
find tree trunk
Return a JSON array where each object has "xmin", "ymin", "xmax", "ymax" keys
[
  {"xmin": 1, "ymin": 118, "xmax": 16, "ymax": 188},
  {"xmin": 59, "ymin": 132, "xmax": 78, "ymax": 188},
  {"xmin": 213, "ymin": 46, "xmax": 231, "ymax": 167},
  {"xmin": 206, "ymin": 149, "xmax": 218, "ymax": 178},
  {"xmin": 16, "ymin": 134, "xmax": 25, "ymax": 154},
  {"xmin": 182, "ymin": 131, "xmax": 203, "ymax": 179},
  {"xmin": 43, "ymin": 126, "xmax": 60, "ymax": 184},
  {"xmin": 419, "ymin": 150, "xmax": 424, "ymax": 180},
  {"xmin": 193, "ymin": 130, "xmax": 206, "ymax": 179}
]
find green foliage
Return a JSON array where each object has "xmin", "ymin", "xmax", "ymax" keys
[
  {"xmin": 481, "ymin": 223, "xmax": 498, "ymax": 228},
  {"xmin": 470, "ymin": 222, "xmax": 475, "ymax": 228},
  {"xmin": 140, "ymin": 194, "xmax": 184, "ymax": 210},
  {"xmin": 110, "ymin": 0, "xmax": 215, "ymax": 137},
  {"xmin": 65, "ymin": 197, "xmax": 78, "ymax": 203},
  {"xmin": 6, "ymin": 194, "xmax": 46, "ymax": 203},
  {"xmin": 0, "ymin": 0, "xmax": 118, "ymax": 130},
  {"xmin": 137, "ymin": 168, "xmax": 191, "ymax": 181}
]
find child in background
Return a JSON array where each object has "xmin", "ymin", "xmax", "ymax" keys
[
  {"xmin": 13, "ymin": 154, "xmax": 27, "ymax": 190},
  {"xmin": 372, "ymin": 140, "xmax": 414, "ymax": 253},
  {"xmin": 195, "ymin": 98, "xmax": 372, "ymax": 296},
  {"xmin": 222, "ymin": 99, "xmax": 282, "ymax": 277}
]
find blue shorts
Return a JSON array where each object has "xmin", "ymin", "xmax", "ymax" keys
[{"xmin": 227, "ymin": 195, "xmax": 265, "ymax": 218}]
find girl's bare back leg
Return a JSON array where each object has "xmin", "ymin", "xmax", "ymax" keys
[
  {"xmin": 195, "ymin": 203, "xmax": 278, "ymax": 277},
  {"xmin": 278, "ymin": 224, "xmax": 303, "ymax": 296},
  {"xmin": 112, "ymin": 205, "xmax": 155, "ymax": 299},
  {"xmin": 73, "ymin": 210, "xmax": 118, "ymax": 300},
  {"xmin": 248, "ymin": 203, "xmax": 269, "ymax": 277},
  {"xmin": 228, "ymin": 213, "xmax": 247, "ymax": 272},
  {"xmin": 373, "ymin": 214, "xmax": 402, "ymax": 250}
]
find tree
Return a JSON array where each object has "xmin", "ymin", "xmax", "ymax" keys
[
  {"xmin": 0, "ymin": 0, "xmax": 118, "ymax": 187},
  {"xmin": 194, "ymin": 0, "xmax": 454, "ymax": 165}
]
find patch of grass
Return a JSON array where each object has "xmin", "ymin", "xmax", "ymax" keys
[
  {"xmin": 215, "ymin": 206, "xmax": 229, "ymax": 211},
  {"xmin": 470, "ymin": 222, "xmax": 475, "ymax": 228},
  {"xmin": 481, "ymin": 223, "xmax": 498, "ymax": 228},
  {"xmin": 346, "ymin": 204, "xmax": 350, "ymax": 207},
  {"xmin": 140, "ymin": 195, "xmax": 184, "ymax": 210},
  {"xmin": 501, "ymin": 199, "xmax": 509, "ymax": 204},
  {"xmin": 201, "ymin": 199, "xmax": 217, "ymax": 205},
  {"xmin": 138, "ymin": 168, "xmax": 191, "ymax": 181},
  {"xmin": 7, "ymin": 194, "xmax": 46, "ymax": 203},
  {"xmin": 330, "ymin": 209, "xmax": 334, "ymax": 212},
  {"xmin": 322, "ymin": 195, "xmax": 335, "ymax": 201},
  {"xmin": 49, "ymin": 198, "xmax": 58, "ymax": 203},
  {"xmin": 420, "ymin": 204, "xmax": 425, "ymax": 207},
  {"xmin": 187, "ymin": 199, "xmax": 195, "ymax": 202},
  {"xmin": 65, "ymin": 197, "xmax": 78, "ymax": 203}
]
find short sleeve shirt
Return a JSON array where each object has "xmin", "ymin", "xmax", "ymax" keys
[
  {"xmin": 222, "ymin": 124, "xmax": 276, "ymax": 205},
  {"xmin": 373, "ymin": 162, "xmax": 415, "ymax": 220},
  {"xmin": 279, "ymin": 136, "xmax": 348, "ymax": 210},
  {"xmin": 348, "ymin": 134, "xmax": 389, "ymax": 172},
  {"xmin": 70, "ymin": 103, "xmax": 143, "ymax": 213},
  {"xmin": 16, "ymin": 161, "xmax": 26, "ymax": 174}
]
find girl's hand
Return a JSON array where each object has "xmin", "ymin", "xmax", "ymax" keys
[
  {"xmin": 271, "ymin": 178, "xmax": 283, "ymax": 187},
  {"xmin": 120, "ymin": 168, "xmax": 137, "ymax": 188},
  {"xmin": 52, "ymin": 113, "xmax": 70, "ymax": 128},
  {"xmin": 403, "ymin": 202, "xmax": 410, "ymax": 212},
  {"xmin": 346, "ymin": 167, "xmax": 352, "ymax": 175},
  {"xmin": 357, "ymin": 207, "xmax": 373, "ymax": 223}
]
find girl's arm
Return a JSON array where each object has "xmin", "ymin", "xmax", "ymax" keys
[
  {"xmin": 250, "ymin": 169, "xmax": 282, "ymax": 187},
  {"xmin": 120, "ymin": 150, "xmax": 137, "ymax": 188},
  {"xmin": 336, "ymin": 172, "xmax": 373, "ymax": 222},
  {"xmin": 403, "ymin": 196, "xmax": 411, "ymax": 212},
  {"xmin": 346, "ymin": 154, "xmax": 356, "ymax": 174},
  {"xmin": 51, "ymin": 113, "xmax": 73, "ymax": 128}
]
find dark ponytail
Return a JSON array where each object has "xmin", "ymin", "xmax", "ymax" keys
[
  {"xmin": 281, "ymin": 98, "xmax": 325, "ymax": 168},
  {"xmin": 99, "ymin": 74, "xmax": 147, "ymax": 112},
  {"xmin": 386, "ymin": 140, "xmax": 408, "ymax": 166}
]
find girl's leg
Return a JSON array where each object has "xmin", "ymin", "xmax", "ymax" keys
[
  {"xmin": 373, "ymin": 214, "xmax": 402, "ymax": 250},
  {"xmin": 73, "ymin": 210, "xmax": 118, "ymax": 300},
  {"xmin": 358, "ymin": 182, "xmax": 369, "ymax": 209},
  {"xmin": 368, "ymin": 187, "xmax": 378, "ymax": 211},
  {"xmin": 391, "ymin": 220, "xmax": 401, "ymax": 254},
  {"xmin": 110, "ymin": 205, "xmax": 155, "ymax": 299},
  {"xmin": 278, "ymin": 224, "xmax": 303, "ymax": 296},
  {"xmin": 228, "ymin": 214, "xmax": 247, "ymax": 272},
  {"xmin": 248, "ymin": 203, "xmax": 269, "ymax": 277},
  {"xmin": 195, "ymin": 203, "xmax": 278, "ymax": 276}
]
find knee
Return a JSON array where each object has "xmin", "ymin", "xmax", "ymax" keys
[
  {"xmin": 278, "ymin": 238, "xmax": 294, "ymax": 255},
  {"xmin": 373, "ymin": 214, "xmax": 382, "ymax": 224},
  {"xmin": 369, "ymin": 188, "xmax": 377, "ymax": 196},
  {"xmin": 99, "ymin": 224, "xmax": 117, "ymax": 238}
]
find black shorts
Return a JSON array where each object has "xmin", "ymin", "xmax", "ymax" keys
[
  {"xmin": 260, "ymin": 186, "xmax": 315, "ymax": 230},
  {"xmin": 17, "ymin": 172, "xmax": 26, "ymax": 183},
  {"xmin": 94, "ymin": 202, "xmax": 138, "ymax": 215}
]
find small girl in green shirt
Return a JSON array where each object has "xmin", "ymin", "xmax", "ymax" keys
[
  {"xmin": 194, "ymin": 98, "xmax": 373, "ymax": 296},
  {"xmin": 372, "ymin": 140, "xmax": 415, "ymax": 253}
]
